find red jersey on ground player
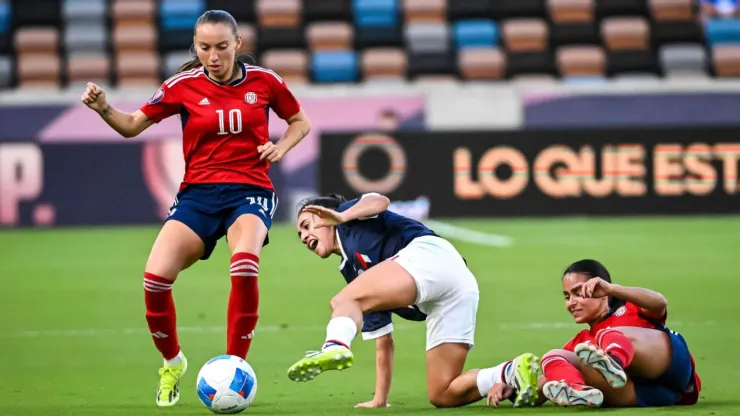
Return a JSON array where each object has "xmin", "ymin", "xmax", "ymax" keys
[
  {"xmin": 139, "ymin": 62, "xmax": 301, "ymax": 191},
  {"xmin": 561, "ymin": 301, "xmax": 701, "ymax": 405}
]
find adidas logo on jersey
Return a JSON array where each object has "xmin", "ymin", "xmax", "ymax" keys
[{"xmin": 199, "ymin": 98, "xmax": 210, "ymax": 106}]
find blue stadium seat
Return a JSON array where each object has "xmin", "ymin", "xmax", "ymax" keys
[
  {"xmin": 161, "ymin": 0, "xmax": 205, "ymax": 30},
  {"xmin": 0, "ymin": 1, "xmax": 10, "ymax": 34},
  {"xmin": 453, "ymin": 20, "xmax": 498, "ymax": 50},
  {"xmin": 353, "ymin": 0, "xmax": 398, "ymax": 28},
  {"xmin": 63, "ymin": 0, "xmax": 106, "ymax": 23},
  {"xmin": 705, "ymin": 18, "xmax": 740, "ymax": 46},
  {"xmin": 312, "ymin": 51, "xmax": 358, "ymax": 83}
]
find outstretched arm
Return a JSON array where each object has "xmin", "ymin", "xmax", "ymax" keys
[
  {"xmin": 98, "ymin": 107, "xmax": 155, "ymax": 139},
  {"xmin": 609, "ymin": 284, "xmax": 667, "ymax": 318},
  {"xmin": 340, "ymin": 193, "xmax": 391, "ymax": 222},
  {"xmin": 355, "ymin": 333, "xmax": 394, "ymax": 408}
]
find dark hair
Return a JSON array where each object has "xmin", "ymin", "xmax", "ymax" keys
[
  {"xmin": 177, "ymin": 10, "xmax": 256, "ymax": 73},
  {"xmin": 563, "ymin": 259, "xmax": 626, "ymax": 312},
  {"xmin": 296, "ymin": 194, "xmax": 347, "ymax": 216}
]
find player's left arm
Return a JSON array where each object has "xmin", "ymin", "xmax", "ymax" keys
[
  {"xmin": 338, "ymin": 193, "xmax": 391, "ymax": 223},
  {"xmin": 358, "ymin": 312, "xmax": 394, "ymax": 408},
  {"xmin": 608, "ymin": 284, "xmax": 668, "ymax": 319},
  {"xmin": 259, "ymin": 73, "xmax": 311, "ymax": 162}
]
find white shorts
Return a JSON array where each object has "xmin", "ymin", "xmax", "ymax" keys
[{"xmin": 393, "ymin": 235, "xmax": 480, "ymax": 351}]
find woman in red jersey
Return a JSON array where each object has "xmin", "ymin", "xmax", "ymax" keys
[
  {"xmin": 486, "ymin": 259, "xmax": 701, "ymax": 409},
  {"xmin": 80, "ymin": 10, "xmax": 311, "ymax": 408}
]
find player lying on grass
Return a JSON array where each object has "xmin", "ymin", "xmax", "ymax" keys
[
  {"xmin": 287, "ymin": 192, "xmax": 539, "ymax": 408},
  {"xmin": 486, "ymin": 259, "xmax": 702, "ymax": 409}
]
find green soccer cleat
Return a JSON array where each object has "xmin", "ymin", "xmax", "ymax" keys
[
  {"xmin": 510, "ymin": 352, "xmax": 541, "ymax": 408},
  {"xmin": 156, "ymin": 354, "xmax": 188, "ymax": 407},
  {"xmin": 287, "ymin": 346, "xmax": 354, "ymax": 382}
]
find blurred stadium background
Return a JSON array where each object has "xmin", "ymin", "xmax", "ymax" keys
[{"xmin": 1, "ymin": 0, "xmax": 739, "ymax": 415}]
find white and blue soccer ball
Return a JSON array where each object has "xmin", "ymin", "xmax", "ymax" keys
[{"xmin": 196, "ymin": 355, "xmax": 257, "ymax": 414}]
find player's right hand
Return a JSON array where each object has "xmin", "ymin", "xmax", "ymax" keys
[
  {"xmin": 302, "ymin": 205, "xmax": 346, "ymax": 228},
  {"xmin": 486, "ymin": 383, "xmax": 514, "ymax": 408},
  {"xmin": 81, "ymin": 82, "xmax": 107, "ymax": 111},
  {"xmin": 354, "ymin": 400, "xmax": 390, "ymax": 408}
]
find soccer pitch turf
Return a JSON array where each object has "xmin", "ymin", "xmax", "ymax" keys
[{"xmin": 1, "ymin": 216, "xmax": 739, "ymax": 415}]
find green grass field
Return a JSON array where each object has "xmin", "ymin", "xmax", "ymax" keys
[{"xmin": 1, "ymin": 216, "xmax": 739, "ymax": 415}]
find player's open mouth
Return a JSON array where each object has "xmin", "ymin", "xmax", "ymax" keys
[{"xmin": 308, "ymin": 239, "xmax": 318, "ymax": 252}]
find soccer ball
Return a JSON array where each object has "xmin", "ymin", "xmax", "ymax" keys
[{"xmin": 196, "ymin": 355, "xmax": 257, "ymax": 414}]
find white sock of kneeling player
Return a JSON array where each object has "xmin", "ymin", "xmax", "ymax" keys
[
  {"xmin": 322, "ymin": 316, "xmax": 357, "ymax": 351},
  {"xmin": 476, "ymin": 360, "xmax": 514, "ymax": 397}
]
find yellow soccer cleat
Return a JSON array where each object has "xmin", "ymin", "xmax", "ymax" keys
[
  {"xmin": 156, "ymin": 354, "xmax": 188, "ymax": 407},
  {"xmin": 510, "ymin": 352, "xmax": 541, "ymax": 408},
  {"xmin": 287, "ymin": 346, "xmax": 354, "ymax": 382}
]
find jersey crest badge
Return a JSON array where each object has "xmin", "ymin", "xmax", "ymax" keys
[
  {"xmin": 245, "ymin": 92, "xmax": 258, "ymax": 104},
  {"xmin": 614, "ymin": 306, "xmax": 626, "ymax": 316},
  {"xmin": 148, "ymin": 88, "xmax": 165, "ymax": 104}
]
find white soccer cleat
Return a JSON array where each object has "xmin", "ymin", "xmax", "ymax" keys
[
  {"xmin": 543, "ymin": 380, "xmax": 603, "ymax": 407},
  {"xmin": 575, "ymin": 342, "xmax": 628, "ymax": 388}
]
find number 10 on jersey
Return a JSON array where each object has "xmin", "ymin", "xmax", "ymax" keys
[{"xmin": 216, "ymin": 109, "xmax": 243, "ymax": 135}]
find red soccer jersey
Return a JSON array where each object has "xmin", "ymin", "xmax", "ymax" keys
[
  {"xmin": 562, "ymin": 302, "xmax": 701, "ymax": 405},
  {"xmin": 139, "ymin": 63, "xmax": 301, "ymax": 191}
]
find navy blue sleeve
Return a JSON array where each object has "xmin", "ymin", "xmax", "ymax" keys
[
  {"xmin": 361, "ymin": 311, "xmax": 393, "ymax": 340},
  {"xmin": 337, "ymin": 198, "xmax": 360, "ymax": 213}
]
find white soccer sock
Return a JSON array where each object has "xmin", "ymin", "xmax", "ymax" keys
[
  {"xmin": 322, "ymin": 316, "xmax": 357, "ymax": 350},
  {"xmin": 476, "ymin": 361, "xmax": 513, "ymax": 397},
  {"xmin": 165, "ymin": 350, "xmax": 183, "ymax": 366}
]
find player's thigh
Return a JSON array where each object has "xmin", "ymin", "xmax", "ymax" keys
[
  {"xmin": 425, "ymin": 342, "xmax": 469, "ymax": 399},
  {"xmin": 226, "ymin": 214, "xmax": 269, "ymax": 255},
  {"xmin": 612, "ymin": 326, "xmax": 673, "ymax": 379},
  {"xmin": 145, "ymin": 219, "xmax": 205, "ymax": 280},
  {"xmin": 333, "ymin": 259, "xmax": 418, "ymax": 313}
]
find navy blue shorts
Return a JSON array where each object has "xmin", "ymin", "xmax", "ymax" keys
[
  {"xmin": 166, "ymin": 184, "xmax": 277, "ymax": 260},
  {"xmin": 633, "ymin": 330, "xmax": 694, "ymax": 407}
]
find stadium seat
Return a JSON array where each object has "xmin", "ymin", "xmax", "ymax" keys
[
  {"xmin": 207, "ymin": 0, "xmax": 255, "ymax": 21},
  {"xmin": 237, "ymin": 24, "xmax": 256, "ymax": 55},
  {"xmin": 67, "ymin": 52, "xmax": 110, "ymax": 86},
  {"xmin": 649, "ymin": 0, "xmax": 692, "ymax": 20},
  {"xmin": 65, "ymin": 24, "xmax": 108, "ymax": 53},
  {"xmin": 257, "ymin": 27, "xmax": 305, "ymax": 50},
  {"xmin": 0, "ymin": 1, "xmax": 10, "ymax": 34},
  {"xmin": 257, "ymin": 0, "xmax": 302, "ymax": 27},
  {"xmin": 307, "ymin": 22, "xmax": 354, "ymax": 51},
  {"xmin": 116, "ymin": 51, "xmax": 160, "ymax": 87},
  {"xmin": 453, "ymin": 20, "xmax": 498, "ymax": 50},
  {"xmin": 303, "ymin": 0, "xmax": 351, "ymax": 22},
  {"xmin": 602, "ymin": 17, "xmax": 650, "ymax": 50},
  {"xmin": 261, "ymin": 49, "xmax": 309, "ymax": 84},
  {"xmin": 353, "ymin": 0, "xmax": 398, "ymax": 28},
  {"xmin": 502, "ymin": 19, "xmax": 548, "ymax": 52},
  {"xmin": 14, "ymin": 27, "xmax": 59, "ymax": 54},
  {"xmin": 0, "ymin": 54, "xmax": 12, "ymax": 87},
  {"xmin": 311, "ymin": 50, "xmax": 358, "ymax": 82},
  {"xmin": 113, "ymin": 0, "xmax": 155, "ymax": 26},
  {"xmin": 403, "ymin": 0, "xmax": 446, "ymax": 23},
  {"xmin": 405, "ymin": 22, "xmax": 450, "ymax": 54},
  {"xmin": 12, "ymin": 0, "xmax": 60, "ymax": 27},
  {"xmin": 458, "ymin": 47, "xmax": 506, "ymax": 80},
  {"xmin": 448, "ymin": 0, "xmax": 496, "ymax": 21},
  {"xmin": 660, "ymin": 44, "xmax": 707, "ymax": 74},
  {"xmin": 159, "ymin": 29, "xmax": 193, "ymax": 53},
  {"xmin": 163, "ymin": 50, "xmax": 191, "ymax": 77},
  {"xmin": 63, "ymin": 0, "xmax": 107, "ymax": 23},
  {"xmin": 361, "ymin": 47, "xmax": 407, "ymax": 80},
  {"xmin": 161, "ymin": 0, "xmax": 205, "ymax": 30},
  {"xmin": 17, "ymin": 53, "xmax": 61, "ymax": 88},
  {"xmin": 548, "ymin": 0, "xmax": 600, "ymax": 46},
  {"xmin": 557, "ymin": 45, "xmax": 605, "ymax": 76},
  {"xmin": 705, "ymin": 19, "xmax": 740, "ymax": 46},
  {"xmin": 595, "ymin": 0, "xmax": 648, "ymax": 18},
  {"xmin": 114, "ymin": 25, "xmax": 157, "ymax": 53},
  {"xmin": 650, "ymin": 0, "xmax": 702, "ymax": 45},
  {"xmin": 495, "ymin": 0, "xmax": 548, "ymax": 18},
  {"xmin": 711, "ymin": 44, "xmax": 740, "ymax": 76},
  {"xmin": 407, "ymin": 51, "xmax": 456, "ymax": 78}
]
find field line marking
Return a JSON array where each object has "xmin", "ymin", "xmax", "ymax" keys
[
  {"xmin": 5, "ymin": 321, "xmax": 715, "ymax": 339},
  {"xmin": 423, "ymin": 220, "xmax": 513, "ymax": 247}
]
